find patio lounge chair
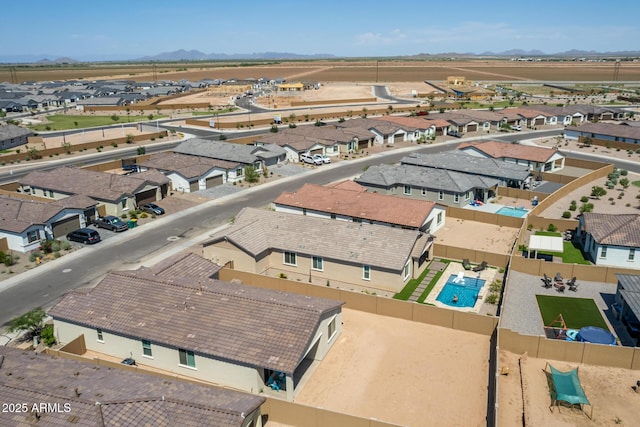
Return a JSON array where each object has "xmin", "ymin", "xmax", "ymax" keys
[
  {"xmin": 554, "ymin": 272, "xmax": 563, "ymax": 283},
  {"xmin": 472, "ymin": 261, "xmax": 487, "ymax": 272},
  {"xmin": 566, "ymin": 277, "xmax": 578, "ymax": 292},
  {"xmin": 462, "ymin": 259, "xmax": 472, "ymax": 270},
  {"xmin": 542, "ymin": 274, "xmax": 553, "ymax": 288}
]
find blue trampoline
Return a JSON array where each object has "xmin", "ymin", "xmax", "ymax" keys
[{"xmin": 565, "ymin": 326, "xmax": 616, "ymax": 346}]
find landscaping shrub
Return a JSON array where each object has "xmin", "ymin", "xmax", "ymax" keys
[
  {"xmin": 562, "ymin": 211, "xmax": 571, "ymax": 218},
  {"xmin": 580, "ymin": 196, "xmax": 589, "ymax": 203},
  {"xmin": 41, "ymin": 324, "xmax": 56, "ymax": 346},
  {"xmin": 29, "ymin": 251, "xmax": 42, "ymax": 262},
  {"xmin": 61, "ymin": 241, "xmax": 71, "ymax": 251},
  {"xmin": 485, "ymin": 293, "xmax": 499, "ymax": 304},
  {"xmin": 547, "ymin": 224, "xmax": 558, "ymax": 232}
]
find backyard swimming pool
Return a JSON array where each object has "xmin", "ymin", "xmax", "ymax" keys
[
  {"xmin": 436, "ymin": 274, "xmax": 486, "ymax": 308},
  {"xmin": 496, "ymin": 206, "xmax": 529, "ymax": 218}
]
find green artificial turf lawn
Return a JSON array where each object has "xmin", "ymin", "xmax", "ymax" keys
[{"xmin": 536, "ymin": 295, "xmax": 609, "ymax": 330}]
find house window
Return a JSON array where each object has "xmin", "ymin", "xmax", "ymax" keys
[
  {"xmin": 302, "ymin": 208, "xmax": 307, "ymax": 216},
  {"xmin": 328, "ymin": 316, "xmax": 337, "ymax": 341},
  {"xmin": 178, "ymin": 349, "xmax": 196, "ymax": 368},
  {"xmin": 465, "ymin": 191, "xmax": 471, "ymax": 200},
  {"xmin": 454, "ymin": 194, "xmax": 460, "ymax": 203},
  {"xmin": 27, "ymin": 230, "xmax": 39, "ymax": 243},
  {"xmin": 403, "ymin": 261, "xmax": 411, "ymax": 280},
  {"xmin": 312, "ymin": 256, "xmax": 323, "ymax": 271},
  {"xmin": 49, "ymin": 190, "xmax": 54, "ymax": 197},
  {"xmin": 403, "ymin": 185, "xmax": 411, "ymax": 195},
  {"xmin": 142, "ymin": 340, "xmax": 152, "ymax": 357},
  {"xmin": 437, "ymin": 212, "xmax": 443, "ymax": 225},
  {"xmin": 421, "ymin": 188, "xmax": 427, "ymax": 196},
  {"xmin": 283, "ymin": 251, "xmax": 297, "ymax": 266},
  {"xmin": 363, "ymin": 265, "xmax": 371, "ymax": 280},
  {"xmin": 96, "ymin": 328, "xmax": 104, "ymax": 342},
  {"xmin": 236, "ymin": 168, "xmax": 244, "ymax": 177},
  {"xmin": 601, "ymin": 246, "xmax": 607, "ymax": 258},
  {"xmin": 330, "ymin": 213, "xmax": 336, "ymax": 219},
  {"xmin": 352, "ymin": 217, "xmax": 362, "ymax": 223},
  {"xmin": 438, "ymin": 191, "xmax": 444, "ymax": 200},
  {"xmin": 121, "ymin": 198, "xmax": 127, "ymax": 209},
  {"xmin": 629, "ymin": 249, "xmax": 635, "ymax": 261}
]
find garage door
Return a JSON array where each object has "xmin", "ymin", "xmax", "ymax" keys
[
  {"xmin": 205, "ymin": 175, "xmax": 223, "ymax": 188},
  {"xmin": 466, "ymin": 124, "xmax": 478, "ymax": 132},
  {"xmin": 534, "ymin": 118, "xmax": 545, "ymax": 125},
  {"xmin": 358, "ymin": 140, "xmax": 369, "ymax": 149},
  {"xmin": 189, "ymin": 181, "xmax": 199, "ymax": 192},
  {"xmin": 135, "ymin": 189, "xmax": 157, "ymax": 205},
  {"xmin": 310, "ymin": 148, "xmax": 323, "ymax": 155},
  {"xmin": 52, "ymin": 216, "xmax": 81, "ymax": 238}
]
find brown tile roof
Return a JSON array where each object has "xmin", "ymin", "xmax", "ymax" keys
[
  {"xmin": 133, "ymin": 169, "xmax": 171, "ymax": 186},
  {"xmin": 0, "ymin": 347, "xmax": 264, "ymax": 427},
  {"xmin": 566, "ymin": 122, "xmax": 640, "ymax": 140},
  {"xmin": 336, "ymin": 117, "xmax": 401, "ymax": 135},
  {"xmin": 204, "ymin": 207, "xmax": 421, "ymax": 271},
  {"xmin": 254, "ymin": 124, "xmax": 374, "ymax": 150},
  {"xmin": 582, "ymin": 213, "xmax": 640, "ymax": 247},
  {"xmin": 457, "ymin": 140, "xmax": 560, "ymax": 163},
  {"xmin": 139, "ymin": 152, "xmax": 239, "ymax": 179},
  {"xmin": 50, "ymin": 270, "xmax": 343, "ymax": 375},
  {"xmin": 147, "ymin": 252, "xmax": 222, "ymax": 280},
  {"xmin": 326, "ymin": 180, "xmax": 367, "ymax": 192},
  {"xmin": 273, "ymin": 183, "xmax": 436, "ymax": 228},
  {"xmin": 20, "ymin": 167, "xmax": 161, "ymax": 202},
  {"xmin": 0, "ymin": 194, "xmax": 97, "ymax": 233},
  {"xmin": 374, "ymin": 116, "xmax": 433, "ymax": 130}
]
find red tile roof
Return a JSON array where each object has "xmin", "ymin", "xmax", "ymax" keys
[{"xmin": 273, "ymin": 183, "xmax": 436, "ymax": 228}]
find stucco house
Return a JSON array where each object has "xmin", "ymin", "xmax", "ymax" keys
[
  {"xmin": 564, "ymin": 122, "xmax": 640, "ymax": 145},
  {"xmin": 203, "ymin": 207, "xmax": 432, "ymax": 293},
  {"xmin": 0, "ymin": 194, "xmax": 97, "ymax": 252},
  {"xmin": 174, "ymin": 138, "xmax": 286, "ymax": 176},
  {"xmin": 457, "ymin": 140, "xmax": 565, "ymax": 173},
  {"xmin": 19, "ymin": 166, "xmax": 169, "ymax": 216},
  {"xmin": 578, "ymin": 213, "xmax": 640, "ymax": 268},
  {"xmin": 355, "ymin": 163, "xmax": 500, "ymax": 206},
  {"xmin": 273, "ymin": 181, "xmax": 446, "ymax": 234},
  {"xmin": 50, "ymin": 255, "xmax": 343, "ymax": 402},
  {"xmin": 138, "ymin": 151, "xmax": 240, "ymax": 192},
  {"xmin": 0, "ymin": 346, "xmax": 266, "ymax": 427},
  {"xmin": 0, "ymin": 123, "xmax": 34, "ymax": 149},
  {"xmin": 613, "ymin": 274, "xmax": 640, "ymax": 340},
  {"xmin": 400, "ymin": 150, "xmax": 532, "ymax": 189},
  {"xmin": 335, "ymin": 117, "xmax": 404, "ymax": 146}
]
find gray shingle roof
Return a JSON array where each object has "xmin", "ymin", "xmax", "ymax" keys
[
  {"xmin": 50, "ymin": 270, "xmax": 343, "ymax": 375},
  {"xmin": 0, "ymin": 347, "xmax": 264, "ymax": 427},
  {"xmin": 401, "ymin": 150, "xmax": 531, "ymax": 181},
  {"xmin": 566, "ymin": 122, "xmax": 640, "ymax": 140},
  {"xmin": 582, "ymin": 213, "xmax": 640, "ymax": 247},
  {"xmin": 175, "ymin": 138, "xmax": 284, "ymax": 164},
  {"xmin": 355, "ymin": 163, "xmax": 499, "ymax": 193},
  {"xmin": 616, "ymin": 274, "xmax": 640, "ymax": 292},
  {"xmin": 19, "ymin": 167, "xmax": 163, "ymax": 202},
  {"xmin": 139, "ymin": 152, "xmax": 239, "ymax": 179},
  {"xmin": 205, "ymin": 207, "xmax": 422, "ymax": 271},
  {"xmin": 0, "ymin": 124, "xmax": 33, "ymax": 140}
]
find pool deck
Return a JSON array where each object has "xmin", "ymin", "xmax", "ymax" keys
[
  {"xmin": 463, "ymin": 202, "xmax": 529, "ymax": 216},
  {"xmin": 425, "ymin": 261, "xmax": 498, "ymax": 313}
]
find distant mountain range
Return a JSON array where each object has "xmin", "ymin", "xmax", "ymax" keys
[{"xmin": 1, "ymin": 49, "xmax": 639, "ymax": 64}]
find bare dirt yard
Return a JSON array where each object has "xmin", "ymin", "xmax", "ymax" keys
[
  {"xmin": 434, "ymin": 219, "xmax": 520, "ymax": 255},
  {"xmin": 499, "ymin": 350, "xmax": 640, "ymax": 426},
  {"xmin": 294, "ymin": 308, "xmax": 491, "ymax": 427}
]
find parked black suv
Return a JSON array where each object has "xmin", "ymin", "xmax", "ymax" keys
[{"xmin": 66, "ymin": 228, "xmax": 101, "ymax": 244}]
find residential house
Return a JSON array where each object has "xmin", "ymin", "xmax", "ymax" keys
[
  {"xmin": 0, "ymin": 346, "xmax": 266, "ymax": 427},
  {"xmin": 564, "ymin": 122, "xmax": 640, "ymax": 145},
  {"xmin": 138, "ymin": 151, "xmax": 240, "ymax": 192},
  {"xmin": 50, "ymin": 258, "xmax": 344, "ymax": 401},
  {"xmin": 273, "ymin": 182, "xmax": 446, "ymax": 234},
  {"xmin": 0, "ymin": 194, "xmax": 97, "ymax": 252},
  {"xmin": 203, "ymin": 207, "xmax": 433, "ymax": 292},
  {"xmin": 355, "ymin": 163, "xmax": 500, "ymax": 206},
  {"xmin": 457, "ymin": 140, "xmax": 565, "ymax": 172},
  {"xmin": 335, "ymin": 117, "xmax": 405, "ymax": 146},
  {"xmin": 578, "ymin": 213, "xmax": 640, "ymax": 268},
  {"xmin": 174, "ymin": 139, "xmax": 285, "ymax": 180},
  {"xmin": 400, "ymin": 150, "xmax": 532, "ymax": 189},
  {"xmin": 373, "ymin": 115, "xmax": 439, "ymax": 140},
  {"xmin": 426, "ymin": 111, "xmax": 481, "ymax": 135},
  {"xmin": 0, "ymin": 124, "xmax": 33, "ymax": 149},
  {"xmin": 614, "ymin": 274, "xmax": 640, "ymax": 339},
  {"xmin": 19, "ymin": 166, "xmax": 169, "ymax": 216}
]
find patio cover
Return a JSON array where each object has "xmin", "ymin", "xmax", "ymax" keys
[{"xmin": 528, "ymin": 235, "xmax": 563, "ymax": 258}]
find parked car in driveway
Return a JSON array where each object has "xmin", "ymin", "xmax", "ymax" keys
[
  {"xmin": 93, "ymin": 215, "xmax": 128, "ymax": 232},
  {"xmin": 66, "ymin": 228, "xmax": 101, "ymax": 244},
  {"xmin": 313, "ymin": 154, "xmax": 331, "ymax": 164},
  {"xmin": 511, "ymin": 125, "xmax": 522, "ymax": 131},
  {"xmin": 300, "ymin": 153, "xmax": 323, "ymax": 165},
  {"xmin": 141, "ymin": 203, "xmax": 165, "ymax": 215}
]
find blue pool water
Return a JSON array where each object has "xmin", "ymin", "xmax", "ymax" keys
[
  {"xmin": 496, "ymin": 206, "xmax": 529, "ymax": 218},
  {"xmin": 436, "ymin": 274, "xmax": 486, "ymax": 308}
]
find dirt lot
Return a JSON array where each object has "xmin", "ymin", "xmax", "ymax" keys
[
  {"xmin": 434, "ymin": 218, "xmax": 520, "ymax": 255},
  {"xmin": 499, "ymin": 350, "xmax": 640, "ymax": 426},
  {"xmin": 294, "ymin": 308, "xmax": 491, "ymax": 427}
]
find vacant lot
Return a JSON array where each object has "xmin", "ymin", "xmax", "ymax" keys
[{"xmin": 4, "ymin": 60, "xmax": 640, "ymax": 83}]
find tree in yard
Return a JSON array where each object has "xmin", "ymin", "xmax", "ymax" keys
[
  {"xmin": 591, "ymin": 186, "xmax": 607, "ymax": 199},
  {"xmin": 110, "ymin": 114, "xmax": 119, "ymax": 122},
  {"xmin": 8, "ymin": 308, "xmax": 47, "ymax": 338},
  {"xmin": 244, "ymin": 166, "xmax": 260, "ymax": 183}
]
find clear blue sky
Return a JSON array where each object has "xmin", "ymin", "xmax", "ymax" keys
[{"xmin": 3, "ymin": 0, "xmax": 639, "ymax": 61}]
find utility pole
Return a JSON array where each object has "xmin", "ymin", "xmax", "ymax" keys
[
  {"xmin": 613, "ymin": 60, "xmax": 621, "ymax": 81},
  {"xmin": 376, "ymin": 61, "xmax": 379, "ymax": 83},
  {"xmin": 9, "ymin": 67, "xmax": 17, "ymax": 84}
]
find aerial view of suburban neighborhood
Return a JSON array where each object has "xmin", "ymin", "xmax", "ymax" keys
[{"xmin": 2, "ymin": 2, "xmax": 640, "ymax": 426}]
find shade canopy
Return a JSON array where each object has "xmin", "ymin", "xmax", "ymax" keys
[
  {"xmin": 529, "ymin": 235, "xmax": 564, "ymax": 253},
  {"xmin": 549, "ymin": 365, "xmax": 590, "ymax": 406}
]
